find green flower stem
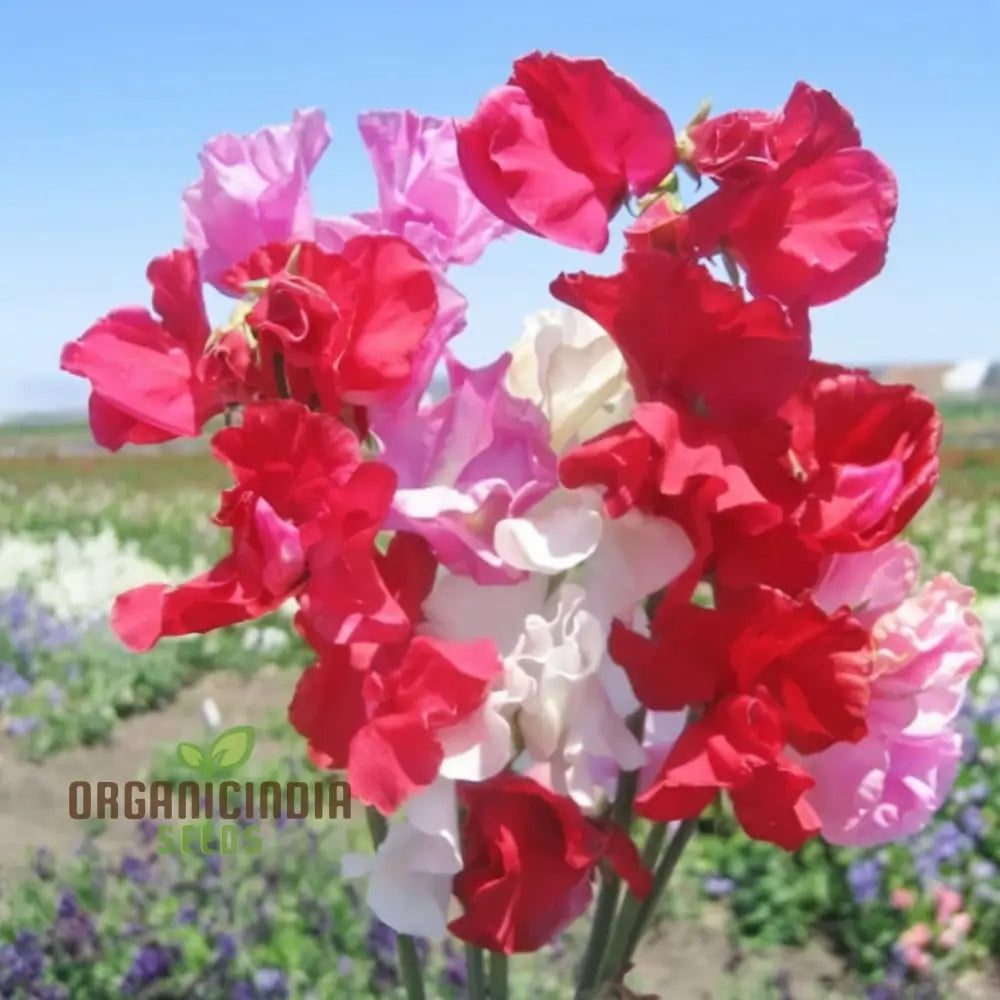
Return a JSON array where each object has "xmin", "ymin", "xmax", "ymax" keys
[
  {"xmin": 366, "ymin": 807, "xmax": 427, "ymax": 1000},
  {"xmin": 488, "ymin": 951, "xmax": 508, "ymax": 1000},
  {"xmin": 396, "ymin": 936, "xmax": 428, "ymax": 1000},
  {"xmin": 575, "ymin": 711, "xmax": 645, "ymax": 998},
  {"xmin": 612, "ymin": 817, "xmax": 699, "ymax": 981},
  {"xmin": 597, "ymin": 819, "xmax": 668, "ymax": 984},
  {"xmin": 465, "ymin": 945, "xmax": 487, "ymax": 1000}
]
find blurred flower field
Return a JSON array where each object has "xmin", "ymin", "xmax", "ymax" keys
[{"xmin": 1, "ymin": 439, "xmax": 999, "ymax": 998}]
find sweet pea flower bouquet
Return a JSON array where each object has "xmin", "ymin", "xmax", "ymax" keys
[{"xmin": 62, "ymin": 51, "xmax": 985, "ymax": 999}]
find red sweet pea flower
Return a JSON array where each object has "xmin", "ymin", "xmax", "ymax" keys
[
  {"xmin": 238, "ymin": 236, "xmax": 439, "ymax": 410},
  {"xmin": 450, "ymin": 774, "xmax": 652, "ymax": 953},
  {"xmin": 560, "ymin": 404, "xmax": 780, "ymax": 547},
  {"xmin": 288, "ymin": 531, "xmax": 440, "ymax": 772},
  {"xmin": 456, "ymin": 52, "xmax": 675, "ymax": 252},
  {"xmin": 552, "ymin": 252, "xmax": 810, "ymax": 423},
  {"xmin": 554, "ymin": 251, "xmax": 808, "ymax": 603},
  {"xmin": 741, "ymin": 364, "xmax": 942, "ymax": 554},
  {"xmin": 348, "ymin": 636, "xmax": 503, "ymax": 814},
  {"xmin": 60, "ymin": 249, "xmax": 225, "ymax": 450},
  {"xmin": 288, "ymin": 640, "xmax": 370, "ymax": 772},
  {"xmin": 559, "ymin": 401, "xmax": 785, "ymax": 607},
  {"xmin": 638, "ymin": 83, "xmax": 897, "ymax": 306},
  {"xmin": 212, "ymin": 398, "xmax": 362, "ymax": 521},
  {"xmin": 633, "ymin": 695, "xmax": 823, "ymax": 851},
  {"xmin": 687, "ymin": 84, "xmax": 859, "ymax": 182},
  {"xmin": 611, "ymin": 586, "xmax": 871, "ymax": 848},
  {"xmin": 110, "ymin": 401, "xmax": 404, "ymax": 652}
]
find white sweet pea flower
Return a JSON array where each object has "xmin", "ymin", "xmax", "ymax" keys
[
  {"xmin": 341, "ymin": 779, "xmax": 461, "ymax": 939},
  {"xmin": 506, "ymin": 306, "xmax": 634, "ymax": 452},
  {"xmin": 494, "ymin": 487, "xmax": 695, "ymax": 624}
]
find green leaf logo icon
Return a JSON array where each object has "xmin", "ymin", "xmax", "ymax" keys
[
  {"xmin": 177, "ymin": 742, "xmax": 206, "ymax": 772},
  {"xmin": 209, "ymin": 725, "xmax": 256, "ymax": 771}
]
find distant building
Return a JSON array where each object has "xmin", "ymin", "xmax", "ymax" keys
[
  {"xmin": 876, "ymin": 363, "xmax": 955, "ymax": 398},
  {"xmin": 856, "ymin": 361, "xmax": 1000, "ymax": 400}
]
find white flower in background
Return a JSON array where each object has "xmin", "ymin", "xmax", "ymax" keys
[
  {"xmin": 421, "ymin": 488, "xmax": 694, "ymax": 807},
  {"xmin": 341, "ymin": 779, "xmax": 462, "ymax": 938},
  {"xmin": 201, "ymin": 697, "xmax": 222, "ymax": 730},
  {"xmin": 0, "ymin": 529, "xmax": 193, "ymax": 623},
  {"xmin": 506, "ymin": 307, "xmax": 634, "ymax": 453},
  {"xmin": 240, "ymin": 624, "xmax": 291, "ymax": 654}
]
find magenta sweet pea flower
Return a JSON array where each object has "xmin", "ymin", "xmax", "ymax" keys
[
  {"xmin": 376, "ymin": 353, "xmax": 558, "ymax": 584},
  {"xmin": 802, "ymin": 543, "xmax": 985, "ymax": 846},
  {"xmin": 182, "ymin": 108, "xmax": 331, "ymax": 288}
]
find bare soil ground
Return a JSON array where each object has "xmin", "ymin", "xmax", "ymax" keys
[{"xmin": 2, "ymin": 669, "xmax": 998, "ymax": 999}]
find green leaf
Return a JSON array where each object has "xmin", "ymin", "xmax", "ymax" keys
[
  {"xmin": 176, "ymin": 742, "xmax": 206, "ymax": 771},
  {"xmin": 209, "ymin": 725, "xmax": 256, "ymax": 770}
]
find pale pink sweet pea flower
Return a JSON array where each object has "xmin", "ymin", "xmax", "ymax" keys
[
  {"xmin": 182, "ymin": 109, "xmax": 330, "ymax": 288},
  {"xmin": 341, "ymin": 778, "xmax": 461, "ymax": 938},
  {"xmin": 801, "ymin": 543, "xmax": 984, "ymax": 847},
  {"xmin": 376, "ymin": 353, "xmax": 558, "ymax": 584}
]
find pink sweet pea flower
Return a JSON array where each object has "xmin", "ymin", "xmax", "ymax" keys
[
  {"xmin": 933, "ymin": 885, "xmax": 964, "ymax": 924},
  {"xmin": 890, "ymin": 887, "xmax": 916, "ymax": 910},
  {"xmin": 376, "ymin": 353, "xmax": 558, "ymax": 584},
  {"xmin": 322, "ymin": 111, "xmax": 513, "ymax": 268},
  {"xmin": 182, "ymin": 109, "xmax": 331, "ymax": 288},
  {"xmin": 802, "ymin": 543, "xmax": 984, "ymax": 846},
  {"xmin": 314, "ymin": 111, "xmax": 513, "ymax": 407}
]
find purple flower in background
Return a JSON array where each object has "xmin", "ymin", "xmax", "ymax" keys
[
  {"xmin": 254, "ymin": 968, "xmax": 289, "ymax": 998},
  {"xmin": 951, "ymin": 780, "xmax": 989, "ymax": 806},
  {"xmin": 4, "ymin": 714, "xmax": 37, "ymax": 736},
  {"xmin": 930, "ymin": 820, "xmax": 967, "ymax": 863},
  {"xmin": 366, "ymin": 920, "xmax": 397, "ymax": 963},
  {"xmin": 0, "ymin": 931, "xmax": 44, "ymax": 992},
  {"xmin": 32, "ymin": 986, "xmax": 69, "ymax": 1000},
  {"xmin": 136, "ymin": 819, "xmax": 159, "ymax": 845},
  {"xmin": 121, "ymin": 942, "xmax": 181, "ymax": 993},
  {"xmin": 175, "ymin": 905, "xmax": 197, "ymax": 926},
  {"xmin": 703, "ymin": 875, "xmax": 736, "ymax": 898},
  {"xmin": 0, "ymin": 663, "xmax": 31, "ymax": 705},
  {"xmin": 215, "ymin": 933, "xmax": 237, "ymax": 964},
  {"xmin": 51, "ymin": 897, "xmax": 99, "ymax": 960},
  {"xmin": 0, "ymin": 590, "xmax": 31, "ymax": 631},
  {"xmin": 337, "ymin": 956, "xmax": 354, "ymax": 977},
  {"xmin": 119, "ymin": 855, "xmax": 152, "ymax": 884},
  {"xmin": 972, "ymin": 858, "xmax": 998, "ymax": 881},
  {"xmin": 441, "ymin": 940, "xmax": 468, "ymax": 990},
  {"xmin": 959, "ymin": 806, "xmax": 985, "ymax": 837},
  {"xmin": 847, "ymin": 857, "xmax": 883, "ymax": 903}
]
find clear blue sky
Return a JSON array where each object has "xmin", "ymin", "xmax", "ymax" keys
[{"xmin": 1, "ymin": 0, "xmax": 997, "ymax": 415}]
